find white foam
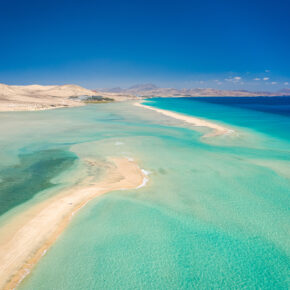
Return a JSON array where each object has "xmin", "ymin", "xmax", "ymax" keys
[
  {"xmin": 136, "ymin": 169, "xmax": 151, "ymax": 189},
  {"xmin": 142, "ymin": 169, "xmax": 151, "ymax": 175},
  {"xmin": 136, "ymin": 176, "xmax": 149, "ymax": 189},
  {"xmin": 115, "ymin": 141, "xmax": 124, "ymax": 146},
  {"xmin": 15, "ymin": 267, "xmax": 31, "ymax": 289},
  {"xmin": 226, "ymin": 129, "xmax": 235, "ymax": 135}
]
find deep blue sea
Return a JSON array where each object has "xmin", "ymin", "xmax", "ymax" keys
[
  {"xmin": 192, "ymin": 96, "xmax": 290, "ymax": 116},
  {"xmin": 146, "ymin": 96, "xmax": 290, "ymax": 141}
]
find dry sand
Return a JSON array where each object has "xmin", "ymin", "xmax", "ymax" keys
[
  {"xmin": 0, "ymin": 157, "xmax": 146, "ymax": 290},
  {"xmin": 134, "ymin": 102, "xmax": 234, "ymax": 137},
  {"xmin": 0, "ymin": 84, "xmax": 92, "ymax": 112},
  {"xmin": 0, "ymin": 83, "xmax": 137, "ymax": 112}
]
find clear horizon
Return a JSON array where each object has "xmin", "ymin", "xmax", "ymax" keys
[{"xmin": 0, "ymin": 0, "xmax": 289, "ymax": 91}]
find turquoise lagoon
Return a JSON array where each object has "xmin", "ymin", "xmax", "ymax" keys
[{"xmin": 0, "ymin": 98, "xmax": 289, "ymax": 289}]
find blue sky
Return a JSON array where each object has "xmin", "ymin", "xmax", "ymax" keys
[{"xmin": 0, "ymin": 0, "xmax": 289, "ymax": 90}]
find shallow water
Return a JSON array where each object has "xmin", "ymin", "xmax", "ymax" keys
[
  {"xmin": 0, "ymin": 99, "xmax": 289, "ymax": 289},
  {"xmin": 0, "ymin": 149, "xmax": 77, "ymax": 216}
]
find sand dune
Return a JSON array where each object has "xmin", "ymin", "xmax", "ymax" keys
[
  {"xmin": 0, "ymin": 83, "xmax": 137, "ymax": 111},
  {"xmin": 0, "ymin": 84, "xmax": 94, "ymax": 98},
  {"xmin": 0, "ymin": 83, "xmax": 93, "ymax": 111},
  {"xmin": 0, "ymin": 157, "xmax": 146, "ymax": 289}
]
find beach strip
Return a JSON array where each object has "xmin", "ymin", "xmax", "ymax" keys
[
  {"xmin": 134, "ymin": 102, "xmax": 234, "ymax": 137},
  {"xmin": 0, "ymin": 157, "xmax": 146, "ymax": 290}
]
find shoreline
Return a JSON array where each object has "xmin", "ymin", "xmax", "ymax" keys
[
  {"xmin": 0, "ymin": 157, "xmax": 146, "ymax": 289},
  {"xmin": 0, "ymin": 102, "xmax": 84, "ymax": 112},
  {"xmin": 134, "ymin": 101, "xmax": 234, "ymax": 137}
]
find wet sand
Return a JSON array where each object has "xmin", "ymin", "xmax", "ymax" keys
[
  {"xmin": 0, "ymin": 157, "xmax": 146, "ymax": 289},
  {"xmin": 134, "ymin": 102, "xmax": 234, "ymax": 137}
]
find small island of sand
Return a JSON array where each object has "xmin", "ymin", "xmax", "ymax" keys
[
  {"xmin": 134, "ymin": 101, "xmax": 234, "ymax": 137},
  {"xmin": 0, "ymin": 157, "xmax": 146, "ymax": 289}
]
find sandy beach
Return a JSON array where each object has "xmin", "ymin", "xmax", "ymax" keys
[
  {"xmin": 134, "ymin": 102, "xmax": 234, "ymax": 137},
  {"xmin": 0, "ymin": 157, "xmax": 146, "ymax": 290}
]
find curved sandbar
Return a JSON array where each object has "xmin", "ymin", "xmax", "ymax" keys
[
  {"xmin": 134, "ymin": 102, "xmax": 234, "ymax": 137},
  {"xmin": 0, "ymin": 157, "xmax": 146, "ymax": 290}
]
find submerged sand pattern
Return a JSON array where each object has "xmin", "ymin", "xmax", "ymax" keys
[{"xmin": 0, "ymin": 157, "xmax": 146, "ymax": 289}]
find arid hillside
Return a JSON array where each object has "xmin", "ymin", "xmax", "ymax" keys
[{"xmin": 0, "ymin": 84, "xmax": 137, "ymax": 111}]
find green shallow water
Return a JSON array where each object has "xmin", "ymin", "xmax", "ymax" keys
[
  {"xmin": 0, "ymin": 149, "xmax": 77, "ymax": 216},
  {"xmin": 0, "ymin": 100, "xmax": 289, "ymax": 289}
]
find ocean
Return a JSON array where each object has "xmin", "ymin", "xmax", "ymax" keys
[{"xmin": 0, "ymin": 97, "xmax": 289, "ymax": 289}]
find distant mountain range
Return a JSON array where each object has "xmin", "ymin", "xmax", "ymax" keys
[
  {"xmin": 1, "ymin": 82, "xmax": 289, "ymax": 112},
  {"xmin": 101, "ymin": 83, "xmax": 290, "ymax": 97}
]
